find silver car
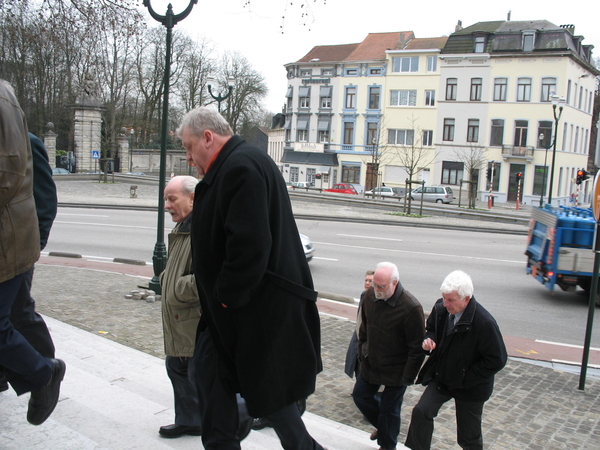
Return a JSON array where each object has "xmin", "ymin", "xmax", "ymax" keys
[
  {"xmin": 410, "ymin": 186, "xmax": 454, "ymax": 204},
  {"xmin": 300, "ymin": 233, "xmax": 315, "ymax": 261}
]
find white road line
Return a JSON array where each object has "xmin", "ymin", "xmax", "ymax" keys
[
  {"xmin": 552, "ymin": 358, "xmax": 600, "ymax": 369},
  {"xmin": 313, "ymin": 256, "xmax": 339, "ymax": 261},
  {"xmin": 337, "ymin": 234, "xmax": 403, "ymax": 242},
  {"xmin": 536, "ymin": 340, "xmax": 600, "ymax": 352},
  {"xmin": 57, "ymin": 213, "xmax": 110, "ymax": 217},
  {"xmin": 54, "ymin": 220, "xmax": 167, "ymax": 230}
]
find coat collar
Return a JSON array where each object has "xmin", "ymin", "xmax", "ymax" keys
[
  {"xmin": 436, "ymin": 295, "xmax": 478, "ymax": 326},
  {"xmin": 201, "ymin": 135, "xmax": 245, "ymax": 186}
]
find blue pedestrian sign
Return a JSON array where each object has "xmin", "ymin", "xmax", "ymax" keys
[{"xmin": 92, "ymin": 150, "xmax": 100, "ymax": 159}]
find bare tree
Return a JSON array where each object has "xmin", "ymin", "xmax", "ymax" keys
[
  {"xmin": 453, "ymin": 144, "xmax": 487, "ymax": 208},
  {"xmin": 177, "ymin": 36, "xmax": 215, "ymax": 112}
]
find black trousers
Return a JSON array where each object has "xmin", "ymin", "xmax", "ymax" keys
[
  {"xmin": 405, "ymin": 381, "xmax": 484, "ymax": 450},
  {"xmin": 193, "ymin": 329, "xmax": 324, "ymax": 450}
]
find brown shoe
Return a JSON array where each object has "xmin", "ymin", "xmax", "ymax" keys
[{"xmin": 370, "ymin": 429, "xmax": 378, "ymax": 440}]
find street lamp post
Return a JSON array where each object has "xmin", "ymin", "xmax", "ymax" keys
[
  {"xmin": 143, "ymin": 0, "xmax": 197, "ymax": 294},
  {"xmin": 538, "ymin": 133, "xmax": 552, "ymax": 207},
  {"xmin": 546, "ymin": 94, "xmax": 566, "ymax": 205},
  {"xmin": 207, "ymin": 76, "xmax": 235, "ymax": 112}
]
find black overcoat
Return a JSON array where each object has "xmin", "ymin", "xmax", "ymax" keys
[{"xmin": 191, "ymin": 135, "xmax": 322, "ymax": 417}]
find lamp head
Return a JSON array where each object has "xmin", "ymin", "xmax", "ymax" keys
[
  {"xmin": 227, "ymin": 76, "xmax": 235, "ymax": 88},
  {"xmin": 207, "ymin": 76, "xmax": 214, "ymax": 88}
]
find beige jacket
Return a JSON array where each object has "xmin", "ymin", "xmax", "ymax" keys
[
  {"xmin": 0, "ymin": 83, "xmax": 40, "ymax": 283},
  {"xmin": 159, "ymin": 215, "xmax": 200, "ymax": 357}
]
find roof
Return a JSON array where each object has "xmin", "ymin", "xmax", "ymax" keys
[
  {"xmin": 281, "ymin": 150, "xmax": 338, "ymax": 166},
  {"xmin": 297, "ymin": 43, "xmax": 360, "ymax": 63},
  {"xmin": 402, "ymin": 36, "xmax": 448, "ymax": 51}
]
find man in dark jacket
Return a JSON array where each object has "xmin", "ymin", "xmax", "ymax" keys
[
  {"xmin": 405, "ymin": 270, "xmax": 507, "ymax": 450},
  {"xmin": 353, "ymin": 262, "xmax": 425, "ymax": 450},
  {"xmin": 177, "ymin": 107, "xmax": 323, "ymax": 450}
]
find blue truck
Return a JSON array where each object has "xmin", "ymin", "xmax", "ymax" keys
[{"xmin": 525, "ymin": 205, "xmax": 600, "ymax": 307}]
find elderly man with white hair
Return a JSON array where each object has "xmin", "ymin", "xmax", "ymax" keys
[{"xmin": 405, "ymin": 270, "xmax": 507, "ymax": 450}]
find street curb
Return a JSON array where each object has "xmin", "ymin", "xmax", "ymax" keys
[
  {"xmin": 113, "ymin": 257, "xmax": 147, "ymax": 266},
  {"xmin": 318, "ymin": 291, "xmax": 356, "ymax": 304},
  {"xmin": 47, "ymin": 251, "xmax": 82, "ymax": 258}
]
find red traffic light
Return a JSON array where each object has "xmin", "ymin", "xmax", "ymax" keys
[{"xmin": 576, "ymin": 169, "xmax": 589, "ymax": 185}]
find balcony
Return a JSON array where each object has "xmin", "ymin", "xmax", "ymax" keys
[{"xmin": 502, "ymin": 145, "xmax": 534, "ymax": 161}]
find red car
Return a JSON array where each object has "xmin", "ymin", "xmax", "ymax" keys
[{"xmin": 323, "ymin": 183, "xmax": 358, "ymax": 195}]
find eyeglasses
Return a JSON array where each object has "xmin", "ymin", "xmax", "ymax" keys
[{"xmin": 374, "ymin": 282, "xmax": 391, "ymax": 290}]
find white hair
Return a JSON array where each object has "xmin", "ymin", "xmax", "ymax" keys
[
  {"xmin": 440, "ymin": 270, "xmax": 474, "ymax": 299},
  {"xmin": 375, "ymin": 261, "xmax": 399, "ymax": 282},
  {"xmin": 176, "ymin": 106, "xmax": 233, "ymax": 139},
  {"xmin": 168, "ymin": 175, "xmax": 198, "ymax": 195}
]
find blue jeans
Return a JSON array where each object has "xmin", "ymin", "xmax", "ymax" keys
[
  {"xmin": 166, "ymin": 355, "xmax": 201, "ymax": 426},
  {"xmin": 0, "ymin": 272, "xmax": 53, "ymax": 395},
  {"xmin": 352, "ymin": 373, "xmax": 407, "ymax": 450}
]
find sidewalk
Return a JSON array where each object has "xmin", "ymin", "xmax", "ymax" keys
[{"xmin": 3, "ymin": 178, "xmax": 599, "ymax": 449}]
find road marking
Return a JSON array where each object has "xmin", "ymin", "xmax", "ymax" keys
[
  {"xmin": 552, "ymin": 358, "xmax": 600, "ymax": 369},
  {"xmin": 54, "ymin": 220, "xmax": 166, "ymax": 230},
  {"xmin": 536, "ymin": 340, "xmax": 600, "ymax": 352},
  {"xmin": 311, "ymin": 241, "xmax": 524, "ymax": 264},
  {"xmin": 337, "ymin": 234, "xmax": 403, "ymax": 242},
  {"xmin": 57, "ymin": 213, "xmax": 110, "ymax": 217},
  {"xmin": 313, "ymin": 256, "xmax": 339, "ymax": 261}
]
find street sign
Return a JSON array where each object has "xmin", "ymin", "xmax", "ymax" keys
[
  {"xmin": 592, "ymin": 172, "xmax": 600, "ymax": 223},
  {"xmin": 92, "ymin": 150, "xmax": 100, "ymax": 160}
]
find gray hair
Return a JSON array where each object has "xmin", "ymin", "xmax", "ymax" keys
[
  {"xmin": 440, "ymin": 270, "xmax": 474, "ymax": 299},
  {"xmin": 376, "ymin": 262, "xmax": 399, "ymax": 282},
  {"xmin": 176, "ymin": 106, "xmax": 233, "ymax": 139},
  {"xmin": 169, "ymin": 175, "xmax": 198, "ymax": 195}
]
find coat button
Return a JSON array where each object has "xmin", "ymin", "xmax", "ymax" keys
[{"xmin": 174, "ymin": 314, "xmax": 179, "ymax": 319}]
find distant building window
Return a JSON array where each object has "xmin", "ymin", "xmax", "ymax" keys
[
  {"xmin": 422, "ymin": 130, "xmax": 433, "ymax": 146},
  {"xmin": 443, "ymin": 118, "xmax": 455, "ymax": 141},
  {"xmin": 370, "ymin": 68, "xmax": 382, "ymax": 75},
  {"xmin": 320, "ymin": 96, "xmax": 331, "ymax": 108},
  {"xmin": 427, "ymin": 56, "xmax": 437, "ymax": 72},
  {"xmin": 446, "ymin": 78, "xmax": 457, "ymax": 101},
  {"xmin": 390, "ymin": 90, "xmax": 417, "ymax": 106},
  {"xmin": 300, "ymin": 69, "xmax": 312, "ymax": 77},
  {"xmin": 578, "ymin": 86, "xmax": 583, "ymax": 109},
  {"xmin": 366, "ymin": 122, "xmax": 379, "ymax": 145},
  {"xmin": 346, "ymin": 68, "xmax": 358, "ymax": 76},
  {"xmin": 522, "ymin": 31, "xmax": 535, "ymax": 51},
  {"xmin": 319, "ymin": 130, "xmax": 329, "ymax": 143},
  {"xmin": 298, "ymin": 86, "xmax": 310, "ymax": 108},
  {"xmin": 537, "ymin": 121, "xmax": 553, "ymax": 148},
  {"xmin": 474, "ymin": 36, "xmax": 485, "ymax": 53},
  {"xmin": 343, "ymin": 122, "xmax": 354, "ymax": 145},
  {"xmin": 299, "ymin": 96, "xmax": 310, "ymax": 108},
  {"xmin": 297, "ymin": 129, "xmax": 308, "ymax": 142},
  {"xmin": 425, "ymin": 90, "xmax": 435, "ymax": 106},
  {"xmin": 442, "ymin": 161, "xmax": 463, "ymax": 185},
  {"xmin": 388, "ymin": 129, "xmax": 414, "ymax": 145},
  {"xmin": 493, "ymin": 78, "xmax": 507, "ymax": 101},
  {"xmin": 470, "ymin": 78, "xmax": 482, "ymax": 101},
  {"xmin": 514, "ymin": 120, "xmax": 528, "ymax": 147},
  {"xmin": 490, "ymin": 119, "xmax": 504, "ymax": 146},
  {"xmin": 345, "ymin": 87, "xmax": 357, "ymax": 109},
  {"xmin": 467, "ymin": 119, "xmax": 479, "ymax": 142},
  {"xmin": 540, "ymin": 77, "xmax": 556, "ymax": 102},
  {"xmin": 369, "ymin": 86, "xmax": 381, "ymax": 109},
  {"xmin": 517, "ymin": 78, "xmax": 531, "ymax": 102},
  {"xmin": 392, "ymin": 56, "xmax": 419, "ymax": 73},
  {"xmin": 566, "ymin": 79, "xmax": 572, "ymax": 105},
  {"xmin": 320, "ymin": 85, "xmax": 332, "ymax": 109},
  {"xmin": 322, "ymin": 69, "xmax": 333, "ymax": 76}
]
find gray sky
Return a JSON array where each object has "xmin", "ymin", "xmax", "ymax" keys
[{"xmin": 147, "ymin": 0, "xmax": 600, "ymax": 113}]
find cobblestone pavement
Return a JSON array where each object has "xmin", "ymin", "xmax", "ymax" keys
[{"xmin": 33, "ymin": 263, "xmax": 600, "ymax": 450}]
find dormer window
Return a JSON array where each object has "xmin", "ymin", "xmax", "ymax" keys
[
  {"xmin": 522, "ymin": 31, "xmax": 536, "ymax": 51},
  {"xmin": 474, "ymin": 36, "xmax": 486, "ymax": 53}
]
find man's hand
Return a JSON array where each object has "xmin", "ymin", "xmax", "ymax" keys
[{"xmin": 422, "ymin": 338, "xmax": 436, "ymax": 352}]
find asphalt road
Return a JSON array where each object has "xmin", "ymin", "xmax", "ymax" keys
[{"xmin": 45, "ymin": 206, "xmax": 600, "ymax": 349}]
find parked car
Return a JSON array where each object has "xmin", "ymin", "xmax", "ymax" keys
[
  {"xmin": 125, "ymin": 171, "xmax": 146, "ymax": 176},
  {"xmin": 365, "ymin": 186, "xmax": 405, "ymax": 198},
  {"xmin": 300, "ymin": 233, "xmax": 315, "ymax": 262},
  {"xmin": 409, "ymin": 186, "xmax": 454, "ymax": 204},
  {"xmin": 291, "ymin": 181, "xmax": 314, "ymax": 189},
  {"xmin": 323, "ymin": 183, "xmax": 358, "ymax": 195},
  {"xmin": 51, "ymin": 167, "xmax": 70, "ymax": 175},
  {"xmin": 348, "ymin": 183, "xmax": 365, "ymax": 194}
]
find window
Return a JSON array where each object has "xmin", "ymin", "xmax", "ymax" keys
[
  {"xmin": 422, "ymin": 130, "xmax": 433, "ymax": 146},
  {"xmin": 537, "ymin": 121, "xmax": 553, "ymax": 148},
  {"xmin": 574, "ymin": 126, "xmax": 579, "ymax": 152},
  {"xmin": 297, "ymin": 129, "xmax": 308, "ymax": 142},
  {"xmin": 523, "ymin": 31, "xmax": 535, "ymax": 51},
  {"xmin": 317, "ymin": 116, "xmax": 330, "ymax": 143},
  {"xmin": 392, "ymin": 56, "xmax": 419, "ymax": 72},
  {"xmin": 425, "ymin": 90, "xmax": 435, "ymax": 106},
  {"xmin": 533, "ymin": 165, "xmax": 548, "ymax": 196},
  {"xmin": 390, "ymin": 90, "xmax": 417, "ymax": 106},
  {"xmin": 298, "ymin": 86, "xmax": 310, "ymax": 108},
  {"xmin": 514, "ymin": 120, "xmax": 528, "ymax": 147},
  {"xmin": 493, "ymin": 78, "xmax": 507, "ymax": 101},
  {"xmin": 318, "ymin": 130, "xmax": 329, "ymax": 143},
  {"xmin": 343, "ymin": 122, "xmax": 354, "ymax": 145},
  {"xmin": 300, "ymin": 69, "xmax": 312, "ymax": 77},
  {"xmin": 370, "ymin": 68, "xmax": 382, "ymax": 75},
  {"xmin": 517, "ymin": 78, "xmax": 531, "ymax": 102},
  {"xmin": 442, "ymin": 161, "xmax": 464, "ymax": 185},
  {"xmin": 306, "ymin": 168, "xmax": 316, "ymax": 185},
  {"xmin": 470, "ymin": 78, "xmax": 482, "ymax": 101},
  {"xmin": 320, "ymin": 96, "xmax": 331, "ymax": 108},
  {"xmin": 320, "ymin": 85, "xmax": 332, "ymax": 109},
  {"xmin": 366, "ymin": 122, "xmax": 379, "ymax": 146},
  {"xmin": 467, "ymin": 119, "xmax": 479, "ymax": 142},
  {"xmin": 578, "ymin": 86, "xmax": 583, "ymax": 109},
  {"xmin": 297, "ymin": 116, "xmax": 309, "ymax": 142},
  {"xmin": 490, "ymin": 119, "xmax": 504, "ymax": 146},
  {"xmin": 443, "ymin": 119, "xmax": 455, "ymax": 141},
  {"xmin": 290, "ymin": 167, "xmax": 299, "ymax": 183},
  {"xmin": 427, "ymin": 56, "xmax": 437, "ymax": 72},
  {"xmin": 345, "ymin": 87, "xmax": 356, "ymax": 109},
  {"xmin": 474, "ymin": 36, "xmax": 486, "ymax": 53},
  {"xmin": 369, "ymin": 86, "xmax": 381, "ymax": 109},
  {"xmin": 540, "ymin": 77, "xmax": 556, "ymax": 102},
  {"xmin": 388, "ymin": 129, "xmax": 414, "ymax": 145},
  {"xmin": 346, "ymin": 69, "xmax": 358, "ymax": 76},
  {"xmin": 567, "ymin": 79, "xmax": 572, "ymax": 105},
  {"xmin": 342, "ymin": 164, "xmax": 361, "ymax": 183},
  {"xmin": 446, "ymin": 78, "xmax": 457, "ymax": 100},
  {"xmin": 322, "ymin": 69, "xmax": 333, "ymax": 76},
  {"xmin": 299, "ymin": 96, "xmax": 310, "ymax": 108},
  {"xmin": 285, "ymin": 86, "xmax": 293, "ymax": 108}
]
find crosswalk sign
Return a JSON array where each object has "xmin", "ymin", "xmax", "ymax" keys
[{"xmin": 92, "ymin": 150, "xmax": 100, "ymax": 159}]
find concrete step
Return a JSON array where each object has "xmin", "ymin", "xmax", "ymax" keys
[{"xmin": 1, "ymin": 316, "xmax": 404, "ymax": 450}]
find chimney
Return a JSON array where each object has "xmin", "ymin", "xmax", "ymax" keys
[
  {"xmin": 560, "ymin": 24, "xmax": 575, "ymax": 35},
  {"xmin": 507, "ymin": 10, "xmax": 511, "ymax": 21},
  {"xmin": 455, "ymin": 20, "xmax": 463, "ymax": 32}
]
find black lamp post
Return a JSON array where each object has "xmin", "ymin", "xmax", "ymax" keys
[
  {"xmin": 546, "ymin": 94, "xmax": 566, "ymax": 205},
  {"xmin": 207, "ymin": 76, "xmax": 235, "ymax": 112},
  {"xmin": 538, "ymin": 132, "xmax": 552, "ymax": 207},
  {"xmin": 143, "ymin": 0, "xmax": 197, "ymax": 294}
]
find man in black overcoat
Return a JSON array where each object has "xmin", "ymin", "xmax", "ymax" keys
[{"xmin": 177, "ymin": 107, "xmax": 323, "ymax": 450}]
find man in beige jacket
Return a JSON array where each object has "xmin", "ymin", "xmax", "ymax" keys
[{"xmin": 158, "ymin": 175, "xmax": 202, "ymax": 438}]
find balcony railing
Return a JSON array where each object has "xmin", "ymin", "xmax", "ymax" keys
[{"xmin": 502, "ymin": 145, "xmax": 534, "ymax": 158}]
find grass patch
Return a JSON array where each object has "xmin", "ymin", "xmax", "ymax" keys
[{"xmin": 387, "ymin": 212, "xmax": 427, "ymax": 218}]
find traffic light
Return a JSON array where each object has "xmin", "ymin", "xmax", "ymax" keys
[
  {"xmin": 486, "ymin": 167, "xmax": 492, "ymax": 181},
  {"xmin": 576, "ymin": 169, "xmax": 589, "ymax": 185},
  {"xmin": 516, "ymin": 172, "xmax": 522, "ymax": 183}
]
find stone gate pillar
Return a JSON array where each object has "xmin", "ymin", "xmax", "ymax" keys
[
  {"xmin": 117, "ymin": 132, "xmax": 130, "ymax": 173},
  {"xmin": 43, "ymin": 122, "xmax": 57, "ymax": 168}
]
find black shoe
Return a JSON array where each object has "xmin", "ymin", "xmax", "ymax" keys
[
  {"xmin": 251, "ymin": 417, "xmax": 272, "ymax": 430},
  {"xmin": 0, "ymin": 373, "xmax": 8, "ymax": 393},
  {"xmin": 27, "ymin": 358, "xmax": 66, "ymax": 425},
  {"xmin": 159, "ymin": 424, "xmax": 202, "ymax": 438}
]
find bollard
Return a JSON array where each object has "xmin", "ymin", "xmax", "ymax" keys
[{"xmin": 130, "ymin": 185, "xmax": 138, "ymax": 198}]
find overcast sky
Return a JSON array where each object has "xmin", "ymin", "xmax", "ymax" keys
[{"xmin": 146, "ymin": 0, "xmax": 600, "ymax": 113}]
